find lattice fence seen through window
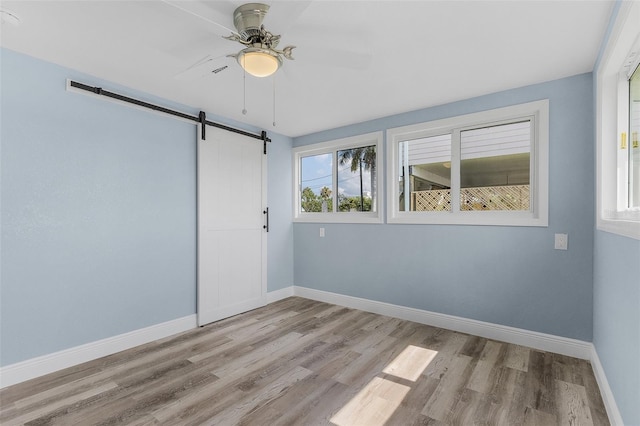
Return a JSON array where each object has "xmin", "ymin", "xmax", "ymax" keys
[
  {"xmin": 411, "ymin": 189, "xmax": 451, "ymax": 211},
  {"xmin": 412, "ymin": 185, "xmax": 530, "ymax": 211}
]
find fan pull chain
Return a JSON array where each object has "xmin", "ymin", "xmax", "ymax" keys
[
  {"xmin": 242, "ymin": 69, "xmax": 247, "ymax": 115},
  {"xmin": 272, "ymin": 75, "xmax": 276, "ymax": 127}
]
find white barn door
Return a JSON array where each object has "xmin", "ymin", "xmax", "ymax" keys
[{"xmin": 197, "ymin": 124, "xmax": 267, "ymax": 326}]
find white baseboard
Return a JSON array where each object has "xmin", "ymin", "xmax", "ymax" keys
[
  {"xmin": 267, "ymin": 286, "xmax": 295, "ymax": 303},
  {"xmin": 293, "ymin": 286, "xmax": 593, "ymax": 360},
  {"xmin": 590, "ymin": 345, "xmax": 624, "ymax": 426},
  {"xmin": 0, "ymin": 315, "xmax": 197, "ymax": 389}
]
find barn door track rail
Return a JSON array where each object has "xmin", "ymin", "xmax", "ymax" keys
[{"xmin": 67, "ymin": 80, "xmax": 271, "ymax": 151}]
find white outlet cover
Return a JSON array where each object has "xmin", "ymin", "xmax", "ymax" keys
[{"xmin": 554, "ymin": 233, "xmax": 568, "ymax": 250}]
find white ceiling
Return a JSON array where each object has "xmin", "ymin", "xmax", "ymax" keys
[{"xmin": 1, "ymin": 0, "xmax": 614, "ymax": 137}]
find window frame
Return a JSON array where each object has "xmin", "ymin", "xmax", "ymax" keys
[
  {"xmin": 292, "ymin": 131, "xmax": 383, "ymax": 224},
  {"xmin": 596, "ymin": 0, "xmax": 640, "ymax": 239},
  {"xmin": 386, "ymin": 100, "xmax": 549, "ymax": 226}
]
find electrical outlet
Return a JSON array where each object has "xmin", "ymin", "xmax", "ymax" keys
[
  {"xmin": 554, "ymin": 233, "xmax": 568, "ymax": 250},
  {"xmin": 319, "ymin": 227, "xmax": 325, "ymax": 238}
]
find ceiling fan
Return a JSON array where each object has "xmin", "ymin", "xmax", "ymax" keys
[
  {"xmin": 165, "ymin": 0, "xmax": 371, "ymax": 81},
  {"xmin": 223, "ymin": 3, "xmax": 296, "ymax": 77},
  {"xmin": 166, "ymin": 1, "xmax": 304, "ymax": 80}
]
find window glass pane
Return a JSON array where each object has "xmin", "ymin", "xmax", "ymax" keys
[
  {"xmin": 460, "ymin": 121, "xmax": 531, "ymax": 211},
  {"xmin": 399, "ymin": 134, "xmax": 452, "ymax": 211},
  {"xmin": 300, "ymin": 153, "xmax": 333, "ymax": 212},
  {"xmin": 629, "ymin": 64, "xmax": 640, "ymax": 208},
  {"xmin": 337, "ymin": 145, "xmax": 377, "ymax": 212}
]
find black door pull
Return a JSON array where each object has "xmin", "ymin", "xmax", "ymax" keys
[{"xmin": 263, "ymin": 208, "xmax": 269, "ymax": 232}]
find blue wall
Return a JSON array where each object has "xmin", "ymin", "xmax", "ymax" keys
[
  {"xmin": 293, "ymin": 73, "xmax": 595, "ymax": 341},
  {"xmin": 593, "ymin": 231, "xmax": 640, "ymax": 425},
  {"xmin": 0, "ymin": 48, "xmax": 293, "ymax": 366}
]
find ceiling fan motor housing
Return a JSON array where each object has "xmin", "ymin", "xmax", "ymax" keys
[{"xmin": 233, "ymin": 3, "xmax": 270, "ymax": 41}]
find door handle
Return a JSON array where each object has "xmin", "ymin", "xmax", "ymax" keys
[{"xmin": 263, "ymin": 207, "xmax": 269, "ymax": 232}]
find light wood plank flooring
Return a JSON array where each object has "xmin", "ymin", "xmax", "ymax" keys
[{"xmin": 0, "ymin": 297, "xmax": 609, "ymax": 425}]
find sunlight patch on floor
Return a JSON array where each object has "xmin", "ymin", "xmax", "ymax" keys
[
  {"xmin": 330, "ymin": 377, "xmax": 410, "ymax": 426},
  {"xmin": 330, "ymin": 345, "xmax": 437, "ymax": 426},
  {"xmin": 382, "ymin": 345, "xmax": 438, "ymax": 382}
]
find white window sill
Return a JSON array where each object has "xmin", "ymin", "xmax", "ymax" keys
[
  {"xmin": 387, "ymin": 211, "xmax": 547, "ymax": 227},
  {"xmin": 605, "ymin": 209, "xmax": 640, "ymax": 220},
  {"xmin": 597, "ymin": 215, "xmax": 640, "ymax": 240},
  {"xmin": 294, "ymin": 213, "xmax": 383, "ymax": 224}
]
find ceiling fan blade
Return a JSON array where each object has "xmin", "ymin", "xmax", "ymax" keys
[
  {"xmin": 262, "ymin": 1, "xmax": 312, "ymax": 35},
  {"xmin": 160, "ymin": 0, "xmax": 239, "ymax": 38},
  {"xmin": 174, "ymin": 54, "xmax": 233, "ymax": 80}
]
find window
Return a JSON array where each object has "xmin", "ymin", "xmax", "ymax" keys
[
  {"xmin": 596, "ymin": 1, "xmax": 640, "ymax": 239},
  {"xmin": 630, "ymin": 64, "xmax": 640, "ymax": 209},
  {"xmin": 293, "ymin": 132, "xmax": 383, "ymax": 223},
  {"xmin": 610, "ymin": 41, "xmax": 640, "ymax": 220},
  {"xmin": 387, "ymin": 100, "xmax": 548, "ymax": 226}
]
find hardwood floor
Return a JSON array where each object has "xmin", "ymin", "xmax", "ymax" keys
[{"xmin": 0, "ymin": 297, "xmax": 609, "ymax": 425}]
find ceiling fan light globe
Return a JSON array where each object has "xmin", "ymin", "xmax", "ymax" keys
[{"xmin": 238, "ymin": 49, "xmax": 281, "ymax": 78}]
